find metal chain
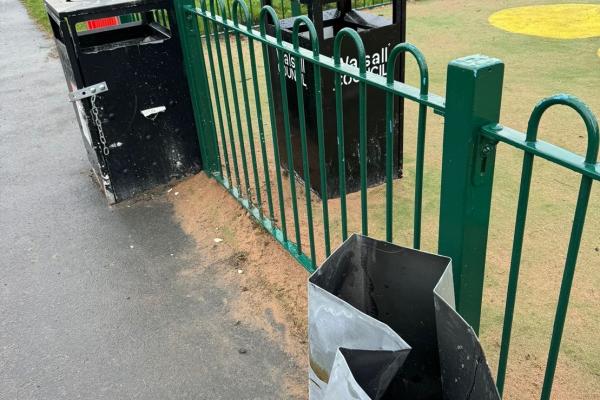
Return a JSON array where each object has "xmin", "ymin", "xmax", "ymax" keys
[{"xmin": 90, "ymin": 94, "xmax": 109, "ymax": 156}]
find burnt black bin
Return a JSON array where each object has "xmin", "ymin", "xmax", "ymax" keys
[
  {"xmin": 44, "ymin": 0, "xmax": 201, "ymax": 203},
  {"xmin": 265, "ymin": 0, "xmax": 406, "ymax": 198}
]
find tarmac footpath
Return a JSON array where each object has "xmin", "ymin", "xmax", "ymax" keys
[{"xmin": 0, "ymin": 1, "xmax": 301, "ymax": 398}]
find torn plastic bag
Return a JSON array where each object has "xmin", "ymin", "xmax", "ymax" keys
[{"xmin": 308, "ymin": 234, "xmax": 500, "ymax": 400}]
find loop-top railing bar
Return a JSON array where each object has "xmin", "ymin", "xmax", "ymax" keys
[
  {"xmin": 484, "ymin": 94, "xmax": 599, "ymax": 398},
  {"xmin": 527, "ymin": 95, "xmax": 599, "ymax": 163},
  {"xmin": 384, "ymin": 42, "xmax": 429, "ymax": 245},
  {"xmin": 267, "ymin": 12, "xmax": 304, "ymax": 252},
  {"xmin": 220, "ymin": 0, "xmax": 253, "ymax": 198},
  {"xmin": 530, "ymin": 96, "xmax": 597, "ymax": 400},
  {"xmin": 292, "ymin": 16, "xmax": 321, "ymax": 268},
  {"xmin": 333, "ymin": 28, "xmax": 368, "ymax": 236},
  {"xmin": 232, "ymin": 0, "xmax": 263, "ymax": 212},
  {"xmin": 258, "ymin": 6, "xmax": 289, "ymax": 243},
  {"xmin": 234, "ymin": 1, "xmax": 276, "ymax": 219},
  {"xmin": 198, "ymin": 0, "xmax": 232, "ymax": 185},
  {"xmin": 208, "ymin": 0, "xmax": 244, "ymax": 191}
]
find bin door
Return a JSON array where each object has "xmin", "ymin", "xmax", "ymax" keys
[{"xmin": 73, "ymin": 11, "xmax": 200, "ymax": 201}]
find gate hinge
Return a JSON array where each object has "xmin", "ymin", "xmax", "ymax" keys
[{"xmin": 68, "ymin": 82, "xmax": 108, "ymax": 102}]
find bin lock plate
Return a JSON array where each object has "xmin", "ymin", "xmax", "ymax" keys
[{"xmin": 68, "ymin": 82, "xmax": 108, "ymax": 102}]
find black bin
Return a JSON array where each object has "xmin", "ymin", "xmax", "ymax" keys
[
  {"xmin": 266, "ymin": 0, "xmax": 406, "ymax": 198},
  {"xmin": 44, "ymin": 0, "xmax": 201, "ymax": 203}
]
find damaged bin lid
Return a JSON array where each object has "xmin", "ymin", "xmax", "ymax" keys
[{"xmin": 308, "ymin": 234, "xmax": 500, "ymax": 400}]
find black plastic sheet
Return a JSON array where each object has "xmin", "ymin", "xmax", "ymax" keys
[{"xmin": 308, "ymin": 234, "xmax": 500, "ymax": 400}]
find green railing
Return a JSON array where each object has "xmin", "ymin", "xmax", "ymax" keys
[
  {"xmin": 482, "ymin": 96, "xmax": 599, "ymax": 398},
  {"xmin": 175, "ymin": 0, "xmax": 444, "ymax": 271},
  {"xmin": 174, "ymin": 0, "xmax": 599, "ymax": 398}
]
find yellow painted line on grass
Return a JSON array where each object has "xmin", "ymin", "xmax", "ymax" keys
[{"xmin": 489, "ymin": 4, "xmax": 600, "ymax": 39}]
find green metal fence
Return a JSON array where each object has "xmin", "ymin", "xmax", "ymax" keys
[{"xmin": 174, "ymin": 0, "xmax": 599, "ymax": 397}]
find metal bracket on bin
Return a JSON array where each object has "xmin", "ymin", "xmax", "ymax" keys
[{"xmin": 68, "ymin": 82, "xmax": 108, "ymax": 102}]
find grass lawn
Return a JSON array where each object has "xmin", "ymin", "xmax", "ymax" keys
[
  {"xmin": 22, "ymin": 0, "xmax": 599, "ymax": 398},
  {"xmin": 22, "ymin": 0, "xmax": 50, "ymax": 32}
]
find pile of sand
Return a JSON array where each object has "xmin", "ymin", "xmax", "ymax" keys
[{"xmin": 170, "ymin": 173, "xmax": 309, "ymax": 397}]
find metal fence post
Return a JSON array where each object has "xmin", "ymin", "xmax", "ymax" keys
[
  {"xmin": 173, "ymin": 0, "xmax": 220, "ymax": 174},
  {"xmin": 438, "ymin": 55, "xmax": 504, "ymax": 333},
  {"xmin": 291, "ymin": 0, "xmax": 301, "ymax": 16}
]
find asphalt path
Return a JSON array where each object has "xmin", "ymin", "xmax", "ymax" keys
[{"xmin": 0, "ymin": 1, "xmax": 299, "ymax": 398}]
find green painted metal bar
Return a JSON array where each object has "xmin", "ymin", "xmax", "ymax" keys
[
  {"xmin": 210, "ymin": 0, "xmax": 243, "ymax": 190},
  {"xmin": 407, "ymin": 44, "xmax": 430, "ymax": 250},
  {"xmin": 530, "ymin": 96, "xmax": 598, "ymax": 400},
  {"xmin": 292, "ymin": 16, "xmax": 318, "ymax": 269},
  {"xmin": 248, "ymin": 31, "xmax": 275, "ymax": 219},
  {"xmin": 333, "ymin": 53, "xmax": 348, "ymax": 241},
  {"xmin": 316, "ymin": 65, "xmax": 332, "ymax": 255},
  {"xmin": 481, "ymin": 127, "xmax": 600, "ymax": 182},
  {"xmin": 541, "ymin": 177, "xmax": 593, "ymax": 400},
  {"xmin": 189, "ymin": 6, "xmax": 222, "ymax": 176},
  {"xmin": 291, "ymin": 0, "xmax": 300, "ymax": 16},
  {"xmin": 383, "ymin": 43, "xmax": 429, "ymax": 243},
  {"xmin": 185, "ymin": 6, "xmax": 446, "ymax": 113},
  {"xmin": 413, "ymin": 109, "xmax": 428, "ymax": 248},
  {"xmin": 199, "ymin": 18, "xmax": 225, "ymax": 178},
  {"xmin": 221, "ymin": 4, "xmax": 252, "ymax": 197},
  {"xmin": 359, "ymin": 84, "xmax": 368, "ymax": 234},
  {"xmin": 297, "ymin": 20, "xmax": 330, "ymax": 256},
  {"xmin": 494, "ymin": 95, "xmax": 599, "ymax": 396},
  {"xmin": 438, "ymin": 55, "xmax": 504, "ymax": 333},
  {"xmin": 174, "ymin": 0, "xmax": 215, "ymax": 174},
  {"xmin": 333, "ymin": 28, "xmax": 369, "ymax": 236},
  {"xmin": 384, "ymin": 68, "xmax": 395, "ymax": 242},
  {"xmin": 232, "ymin": 0, "xmax": 263, "ymax": 210},
  {"xmin": 274, "ymin": 27, "xmax": 302, "ymax": 252},
  {"xmin": 259, "ymin": 7, "xmax": 288, "ymax": 242},
  {"xmin": 199, "ymin": 0, "xmax": 232, "ymax": 182},
  {"xmin": 494, "ymin": 125, "xmax": 535, "ymax": 396}
]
